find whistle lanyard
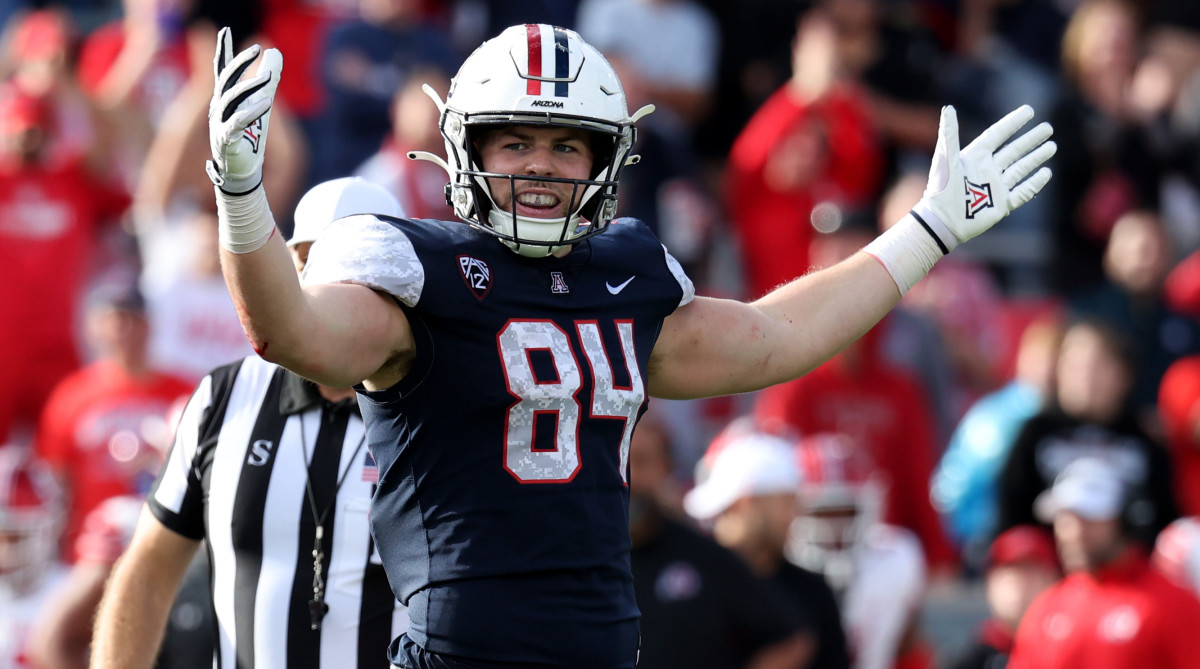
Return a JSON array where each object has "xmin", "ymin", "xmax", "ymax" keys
[{"xmin": 298, "ymin": 408, "xmax": 366, "ymax": 631}]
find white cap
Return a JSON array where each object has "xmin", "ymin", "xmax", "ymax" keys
[
  {"xmin": 287, "ymin": 177, "xmax": 406, "ymax": 247},
  {"xmin": 1034, "ymin": 457, "xmax": 1125, "ymax": 523},
  {"xmin": 683, "ymin": 434, "xmax": 799, "ymax": 521}
]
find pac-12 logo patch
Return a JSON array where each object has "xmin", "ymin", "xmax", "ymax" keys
[
  {"xmin": 964, "ymin": 177, "xmax": 994, "ymax": 219},
  {"xmin": 458, "ymin": 255, "xmax": 491, "ymax": 300},
  {"xmin": 242, "ymin": 117, "xmax": 264, "ymax": 154}
]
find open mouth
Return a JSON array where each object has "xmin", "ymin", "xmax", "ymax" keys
[{"xmin": 514, "ymin": 190, "xmax": 565, "ymax": 219}]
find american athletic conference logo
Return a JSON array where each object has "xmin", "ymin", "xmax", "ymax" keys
[
  {"xmin": 458, "ymin": 255, "xmax": 491, "ymax": 300},
  {"xmin": 964, "ymin": 177, "xmax": 994, "ymax": 219}
]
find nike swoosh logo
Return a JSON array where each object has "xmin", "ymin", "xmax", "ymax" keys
[{"xmin": 606, "ymin": 276, "xmax": 636, "ymax": 295}]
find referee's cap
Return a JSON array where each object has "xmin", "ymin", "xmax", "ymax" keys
[{"xmin": 288, "ymin": 177, "xmax": 406, "ymax": 248}]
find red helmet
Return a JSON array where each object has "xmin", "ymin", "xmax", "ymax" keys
[
  {"xmin": 0, "ymin": 448, "xmax": 64, "ymax": 596},
  {"xmin": 788, "ymin": 433, "xmax": 886, "ymax": 588}
]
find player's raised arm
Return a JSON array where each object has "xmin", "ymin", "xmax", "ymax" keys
[
  {"xmin": 649, "ymin": 105, "xmax": 1055, "ymax": 399},
  {"xmin": 206, "ymin": 28, "xmax": 411, "ymax": 388}
]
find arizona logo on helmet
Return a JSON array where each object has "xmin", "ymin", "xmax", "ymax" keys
[{"xmin": 964, "ymin": 177, "xmax": 994, "ymax": 219}]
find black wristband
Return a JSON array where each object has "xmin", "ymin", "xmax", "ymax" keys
[
  {"xmin": 909, "ymin": 209, "xmax": 950, "ymax": 256},
  {"xmin": 218, "ymin": 179, "xmax": 264, "ymax": 197}
]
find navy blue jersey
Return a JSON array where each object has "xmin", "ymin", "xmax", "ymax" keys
[{"xmin": 304, "ymin": 216, "xmax": 694, "ymax": 668}]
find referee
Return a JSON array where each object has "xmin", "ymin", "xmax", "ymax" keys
[{"xmin": 91, "ymin": 179, "xmax": 408, "ymax": 669}]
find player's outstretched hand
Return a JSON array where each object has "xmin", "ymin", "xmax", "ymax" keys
[
  {"xmin": 913, "ymin": 105, "xmax": 1055, "ymax": 252},
  {"xmin": 205, "ymin": 27, "xmax": 282, "ymax": 195}
]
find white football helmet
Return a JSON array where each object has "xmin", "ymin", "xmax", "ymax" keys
[
  {"xmin": 409, "ymin": 24, "xmax": 654, "ymax": 257},
  {"xmin": 0, "ymin": 448, "xmax": 64, "ymax": 597},
  {"xmin": 787, "ymin": 433, "xmax": 886, "ymax": 591}
]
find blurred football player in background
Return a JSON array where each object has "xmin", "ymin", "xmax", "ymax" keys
[
  {"xmin": 0, "ymin": 449, "xmax": 68, "ymax": 668},
  {"xmin": 789, "ymin": 433, "xmax": 932, "ymax": 669}
]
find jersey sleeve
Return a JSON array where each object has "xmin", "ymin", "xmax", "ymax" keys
[
  {"xmin": 147, "ymin": 375, "xmax": 212, "ymax": 540},
  {"xmin": 661, "ymin": 243, "xmax": 695, "ymax": 309},
  {"xmin": 302, "ymin": 215, "xmax": 425, "ymax": 307}
]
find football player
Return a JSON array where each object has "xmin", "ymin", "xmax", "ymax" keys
[
  {"xmin": 0, "ymin": 449, "xmax": 67, "ymax": 668},
  {"xmin": 790, "ymin": 433, "xmax": 931, "ymax": 669},
  {"xmin": 191, "ymin": 23, "xmax": 1053, "ymax": 668}
]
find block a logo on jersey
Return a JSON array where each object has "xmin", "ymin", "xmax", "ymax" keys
[
  {"xmin": 550, "ymin": 271, "xmax": 570, "ymax": 294},
  {"xmin": 964, "ymin": 177, "xmax": 994, "ymax": 219},
  {"xmin": 242, "ymin": 117, "xmax": 264, "ymax": 154},
  {"xmin": 458, "ymin": 255, "xmax": 492, "ymax": 300}
]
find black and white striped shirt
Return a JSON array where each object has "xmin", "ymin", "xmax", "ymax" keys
[{"xmin": 149, "ymin": 356, "xmax": 406, "ymax": 669}]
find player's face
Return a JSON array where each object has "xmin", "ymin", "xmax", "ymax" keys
[{"xmin": 475, "ymin": 125, "xmax": 595, "ymax": 220}]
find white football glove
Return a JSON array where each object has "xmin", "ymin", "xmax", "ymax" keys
[
  {"xmin": 912, "ymin": 104, "xmax": 1055, "ymax": 253},
  {"xmin": 206, "ymin": 27, "xmax": 283, "ymax": 195},
  {"xmin": 865, "ymin": 104, "xmax": 1055, "ymax": 293}
]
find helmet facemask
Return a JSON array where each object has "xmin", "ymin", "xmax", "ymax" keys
[{"xmin": 408, "ymin": 24, "xmax": 653, "ymax": 258}]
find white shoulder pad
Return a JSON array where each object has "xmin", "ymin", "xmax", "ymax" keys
[
  {"xmin": 302, "ymin": 214, "xmax": 425, "ymax": 307},
  {"xmin": 662, "ymin": 245, "xmax": 695, "ymax": 308}
]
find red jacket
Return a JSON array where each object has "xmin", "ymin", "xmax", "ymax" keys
[
  {"xmin": 1008, "ymin": 549, "xmax": 1200, "ymax": 669},
  {"xmin": 725, "ymin": 84, "xmax": 883, "ymax": 300}
]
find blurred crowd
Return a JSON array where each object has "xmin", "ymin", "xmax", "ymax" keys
[{"xmin": 7, "ymin": 0, "xmax": 1200, "ymax": 667}]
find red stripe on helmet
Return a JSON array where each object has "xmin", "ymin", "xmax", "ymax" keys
[{"xmin": 525, "ymin": 24, "xmax": 542, "ymax": 96}]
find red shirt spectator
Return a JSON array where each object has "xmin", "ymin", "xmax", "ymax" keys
[
  {"xmin": 34, "ymin": 358, "xmax": 192, "ymax": 554},
  {"xmin": 755, "ymin": 324, "xmax": 957, "ymax": 569},
  {"xmin": 1007, "ymin": 549, "xmax": 1200, "ymax": 669},
  {"xmin": 725, "ymin": 84, "xmax": 883, "ymax": 299},
  {"xmin": 76, "ymin": 20, "xmax": 191, "ymax": 125},
  {"xmin": 1158, "ymin": 355, "xmax": 1200, "ymax": 517},
  {"xmin": 0, "ymin": 86, "xmax": 131, "ymax": 442}
]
